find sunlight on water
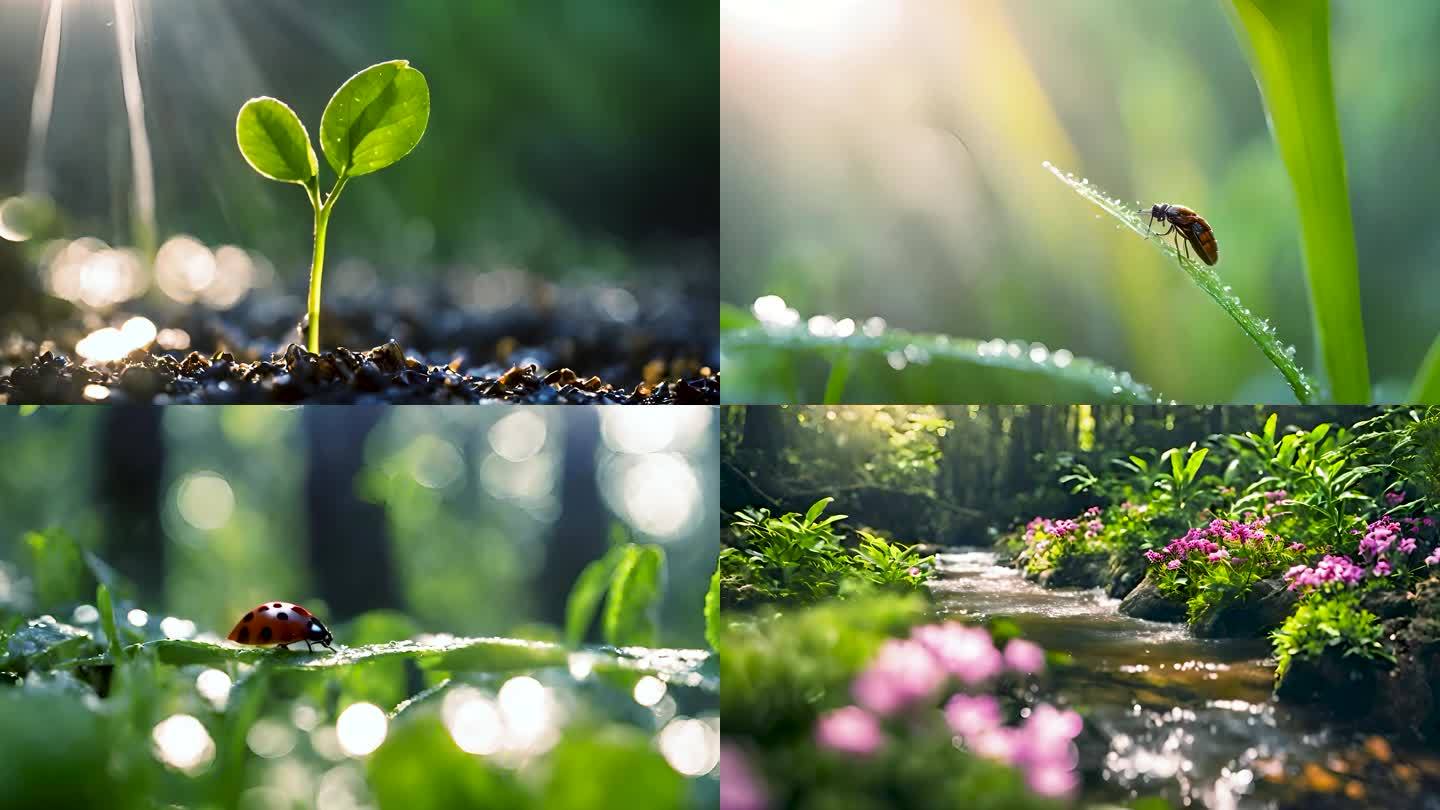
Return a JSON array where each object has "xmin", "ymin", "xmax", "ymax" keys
[
  {"xmin": 335, "ymin": 703, "xmax": 388, "ymax": 757},
  {"xmin": 632, "ymin": 675, "xmax": 668, "ymax": 707},
  {"xmin": 618, "ymin": 452, "xmax": 702, "ymax": 538},
  {"xmin": 195, "ymin": 668, "xmax": 231, "ymax": 709},
  {"xmin": 152, "ymin": 713, "xmax": 215, "ymax": 772},
  {"xmin": 246, "ymin": 718, "xmax": 298, "ymax": 759},
  {"xmin": 488, "ymin": 411, "xmax": 548, "ymax": 462},
  {"xmin": 657, "ymin": 716, "xmax": 720, "ymax": 777},
  {"xmin": 496, "ymin": 676, "xmax": 561, "ymax": 756},
  {"xmin": 443, "ymin": 687, "xmax": 505, "ymax": 756},
  {"xmin": 75, "ymin": 316, "xmax": 156, "ymax": 363},
  {"xmin": 176, "ymin": 470, "xmax": 235, "ymax": 531}
]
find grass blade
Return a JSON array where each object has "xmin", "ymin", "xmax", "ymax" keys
[
  {"xmin": 1409, "ymin": 336, "xmax": 1440, "ymax": 403},
  {"xmin": 1222, "ymin": 0, "xmax": 1369, "ymax": 402},
  {"xmin": 1044, "ymin": 162, "xmax": 1315, "ymax": 403},
  {"xmin": 722, "ymin": 323, "xmax": 1158, "ymax": 404}
]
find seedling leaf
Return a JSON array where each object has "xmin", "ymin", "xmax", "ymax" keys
[
  {"xmin": 236, "ymin": 97, "xmax": 318, "ymax": 184},
  {"xmin": 320, "ymin": 60, "xmax": 431, "ymax": 177}
]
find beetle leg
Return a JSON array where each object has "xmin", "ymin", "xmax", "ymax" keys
[
  {"xmin": 305, "ymin": 640, "xmax": 314, "ymax": 653},
  {"xmin": 278, "ymin": 643, "xmax": 290, "ymax": 652}
]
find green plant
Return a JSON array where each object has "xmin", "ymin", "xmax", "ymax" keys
[
  {"xmin": 1045, "ymin": 165, "xmax": 1314, "ymax": 403},
  {"xmin": 564, "ymin": 541, "xmax": 668, "ymax": 647},
  {"xmin": 236, "ymin": 60, "xmax": 431, "ymax": 353},
  {"xmin": 1157, "ymin": 443, "xmax": 1211, "ymax": 513},
  {"xmin": 851, "ymin": 531, "xmax": 932, "ymax": 587},
  {"xmin": 1222, "ymin": 0, "xmax": 1369, "ymax": 403},
  {"xmin": 1271, "ymin": 592, "xmax": 1392, "ymax": 681}
]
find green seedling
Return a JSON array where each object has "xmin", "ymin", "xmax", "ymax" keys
[{"xmin": 236, "ymin": 60, "xmax": 430, "ymax": 353}]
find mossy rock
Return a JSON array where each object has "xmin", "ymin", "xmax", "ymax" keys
[
  {"xmin": 1117, "ymin": 573, "xmax": 1187, "ymax": 624},
  {"xmin": 1191, "ymin": 578, "xmax": 1298, "ymax": 639},
  {"xmin": 1036, "ymin": 551, "xmax": 1109, "ymax": 589}
]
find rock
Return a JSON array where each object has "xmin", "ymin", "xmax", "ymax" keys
[
  {"xmin": 1276, "ymin": 648, "xmax": 1385, "ymax": 714},
  {"xmin": 1192, "ymin": 577, "xmax": 1298, "ymax": 639},
  {"xmin": 1037, "ymin": 552, "xmax": 1108, "ymax": 589},
  {"xmin": 1117, "ymin": 573, "xmax": 1188, "ymax": 623},
  {"xmin": 1106, "ymin": 557, "xmax": 1147, "ymax": 600}
]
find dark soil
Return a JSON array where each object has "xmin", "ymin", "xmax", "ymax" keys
[{"xmin": 0, "ymin": 280, "xmax": 718, "ymax": 404}]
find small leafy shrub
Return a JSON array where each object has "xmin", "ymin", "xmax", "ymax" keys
[
  {"xmin": 721, "ymin": 595, "xmax": 1076, "ymax": 809},
  {"xmin": 237, "ymin": 60, "xmax": 431, "ymax": 352},
  {"xmin": 1016, "ymin": 508, "xmax": 1105, "ymax": 577},
  {"xmin": 722, "ymin": 498, "xmax": 931, "ymax": 606},
  {"xmin": 1271, "ymin": 593, "xmax": 1391, "ymax": 681},
  {"xmin": 1144, "ymin": 517, "xmax": 1304, "ymax": 623}
]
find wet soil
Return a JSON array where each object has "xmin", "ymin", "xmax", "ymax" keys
[{"xmin": 0, "ymin": 280, "xmax": 718, "ymax": 404}]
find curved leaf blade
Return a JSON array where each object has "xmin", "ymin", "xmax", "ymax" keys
[
  {"xmin": 320, "ymin": 60, "xmax": 430, "ymax": 177},
  {"xmin": 236, "ymin": 97, "xmax": 318, "ymax": 184},
  {"xmin": 1044, "ymin": 161, "xmax": 1316, "ymax": 403},
  {"xmin": 564, "ymin": 545, "xmax": 627, "ymax": 645},
  {"xmin": 603, "ymin": 545, "xmax": 666, "ymax": 647},
  {"xmin": 722, "ymin": 326, "xmax": 1158, "ymax": 404}
]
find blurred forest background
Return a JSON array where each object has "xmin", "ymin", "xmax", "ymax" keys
[
  {"xmin": 0, "ymin": 406, "xmax": 717, "ymax": 647},
  {"xmin": 721, "ymin": 0, "xmax": 1440, "ymax": 401},
  {"xmin": 0, "ymin": 0, "xmax": 716, "ymax": 315},
  {"xmin": 723, "ymin": 405, "xmax": 1379, "ymax": 543}
]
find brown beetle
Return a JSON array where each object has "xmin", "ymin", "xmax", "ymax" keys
[{"xmin": 1144, "ymin": 203, "xmax": 1219, "ymax": 266}]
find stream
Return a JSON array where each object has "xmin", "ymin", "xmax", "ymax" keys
[{"xmin": 930, "ymin": 550, "xmax": 1440, "ymax": 810}]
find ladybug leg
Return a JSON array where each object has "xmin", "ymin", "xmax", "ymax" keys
[
  {"xmin": 305, "ymin": 640, "xmax": 315, "ymax": 653},
  {"xmin": 277, "ymin": 643, "xmax": 290, "ymax": 652}
]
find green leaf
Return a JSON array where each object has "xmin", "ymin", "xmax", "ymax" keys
[
  {"xmin": 4, "ymin": 617, "xmax": 92, "ymax": 672},
  {"xmin": 603, "ymin": 545, "xmax": 666, "ymax": 647},
  {"xmin": 704, "ymin": 566, "xmax": 721, "ymax": 651},
  {"xmin": 564, "ymin": 545, "xmax": 627, "ymax": 645},
  {"xmin": 1263, "ymin": 412, "xmax": 1278, "ymax": 443},
  {"xmin": 95, "ymin": 584, "xmax": 122, "ymax": 664},
  {"xmin": 1044, "ymin": 162, "xmax": 1315, "ymax": 403},
  {"xmin": 320, "ymin": 60, "xmax": 430, "ymax": 177},
  {"xmin": 1223, "ymin": 0, "xmax": 1369, "ymax": 403},
  {"xmin": 723, "ymin": 326, "xmax": 1157, "ymax": 403},
  {"xmin": 540, "ymin": 729, "xmax": 685, "ymax": 810},
  {"xmin": 1184, "ymin": 447, "xmax": 1209, "ymax": 481},
  {"xmin": 368, "ymin": 711, "xmax": 528, "ymax": 810},
  {"xmin": 235, "ymin": 97, "xmax": 318, "ymax": 184},
  {"xmin": 803, "ymin": 497, "xmax": 833, "ymax": 526}
]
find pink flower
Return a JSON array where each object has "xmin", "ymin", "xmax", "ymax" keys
[
  {"xmin": 1144, "ymin": 550, "xmax": 1165, "ymax": 564},
  {"xmin": 907, "ymin": 566, "xmax": 921, "ymax": 577},
  {"xmin": 1426, "ymin": 548, "xmax": 1440, "ymax": 566},
  {"xmin": 1208, "ymin": 548, "xmax": 1230, "ymax": 562},
  {"xmin": 944, "ymin": 693, "xmax": 1002, "ymax": 739},
  {"xmin": 1401, "ymin": 537, "xmax": 1418, "ymax": 555},
  {"xmin": 1021, "ymin": 704, "xmax": 1084, "ymax": 756},
  {"xmin": 912, "ymin": 623, "xmax": 1003, "ymax": 686},
  {"xmin": 967, "ymin": 726, "xmax": 1019, "ymax": 764},
  {"xmin": 720, "ymin": 744, "xmax": 769, "ymax": 810},
  {"xmin": 1166, "ymin": 559, "xmax": 1181, "ymax": 570},
  {"xmin": 1003, "ymin": 638, "xmax": 1046, "ymax": 675},
  {"xmin": 816, "ymin": 706, "xmax": 884, "ymax": 756},
  {"xmin": 1374, "ymin": 560, "xmax": 1392, "ymax": 577},
  {"xmin": 1287, "ymin": 543, "xmax": 1305, "ymax": 552},
  {"xmin": 1026, "ymin": 763, "xmax": 1080, "ymax": 799},
  {"xmin": 1386, "ymin": 490, "xmax": 1406, "ymax": 507},
  {"xmin": 852, "ymin": 639, "xmax": 946, "ymax": 715}
]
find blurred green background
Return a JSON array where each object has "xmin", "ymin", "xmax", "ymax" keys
[
  {"xmin": 721, "ymin": 0, "xmax": 1440, "ymax": 401},
  {"xmin": 0, "ymin": 0, "xmax": 716, "ymax": 306},
  {"xmin": 0, "ymin": 406, "xmax": 717, "ymax": 646}
]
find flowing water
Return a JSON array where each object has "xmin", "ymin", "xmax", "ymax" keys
[{"xmin": 931, "ymin": 550, "xmax": 1440, "ymax": 809}]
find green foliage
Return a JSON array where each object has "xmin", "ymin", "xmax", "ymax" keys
[
  {"xmin": 1044, "ymin": 162, "xmax": 1316, "ymax": 403},
  {"xmin": 237, "ymin": 60, "xmax": 430, "ymax": 352},
  {"xmin": 1158, "ymin": 443, "xmax": 1210, "ymax": 511},
  {"xmin": 721, "ymin": 326, "xmax": 1157, "ymax": 404},
  {"xmin": 722, "ymin": 499, "xmax": 932, "ymax": 606},
  {"xmin": 1222, "ymin": 0, "xmax": 1369, "ymax": 403},
  {"xmin": 704, "ymin": 565, "xmax": 720, "ymax": 650},
  {"xmin": 1271, "ymin": 593, "xmax": 1391, "ymax": 681},
  {"xmin": 564, "ymin": 542, "xmax": 669, "ymax": 647}
]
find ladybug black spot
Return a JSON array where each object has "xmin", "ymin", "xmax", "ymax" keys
[
  {"xmin": 242, "ymin": 612, "xmax": 254, "ymax": 623},
  {"xmin": 276, "ymin": 612, "xmax": 289, "ymax": 621},
  {"xmin": 236, "ymin": 627, "xmax": 250, "ymax": 643},
  {"xmin": 259, "ymin": 626, "xmax": 273, "ymax": 642},
  {"xmin": 272, "ymin": 602, "xmax": 283, "ymax": 608}
]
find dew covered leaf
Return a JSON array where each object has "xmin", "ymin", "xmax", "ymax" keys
[
  {"xmin": 722, "ymin": 326, "xmax": 1158, "ymax": 404},
  {"xmin": 235, "ymin": 97, "xmax": 318, "ymax": 184},
  {"xmin": 320, "ymin": 60, "xmax": 430, "ymax": 177},
  {"xmin": 1044, "ymin": 161, "xmax": 1316, "ymax": 403},
  {"xmin": 3, "ymin": 617, "xmax": 93, "ymax": 672}
]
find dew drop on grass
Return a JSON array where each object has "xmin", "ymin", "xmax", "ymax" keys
[{"xmin": 886, "ymin": 351, "xmax": 908, "ymax": 371}]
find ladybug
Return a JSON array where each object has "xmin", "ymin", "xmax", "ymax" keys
[{"xmin": 227, "ymin": 601, "xmax": 335, "ymax": 653}]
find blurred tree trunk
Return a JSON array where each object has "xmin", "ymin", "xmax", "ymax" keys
[
  {"xmin": 98, "ymin": 409, "xmax": 166, "ymax": 602},
  {"xmin": 539, "ymin": 410, "xmax": 607, "ymax": 630},
  {"xmin": 304, "ymin": 407, "xmax": 399, "ymax": 618}
]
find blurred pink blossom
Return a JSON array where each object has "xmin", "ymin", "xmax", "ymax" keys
[
  {"xmin": 912, "ymin": 622, "xmax": 1003, "ymax": 685},
  {"xmin": 852, "ymin": 639, "xmax": 946, "ymax": 714},
  {"xmin": 815, "ymin": 706, "xmax": 884, "ymax": 756},
  {"xmin": 720, "ymin": 744, "xmax": 769, "ymax": 810},
  {"xmin": 1003, "ymin": 638, "xmax": 1046, "ymax": 675},
  {"xmin": 944, "ymin": 693, "xmax": 1002, "ymax": 738}
]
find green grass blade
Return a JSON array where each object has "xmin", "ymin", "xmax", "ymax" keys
[
  {"xmin": 1044, "ymin": 162, "xmax": 1315, "ymax": 403},
  {"xmin": 1409, "ymin": 335, "xmax": 1440, "ymax": 403},
  {"xmin": 1222, "ymin": 0, "xmax": 1369, "ymax": 402},
  {"xmin": 722, "ymin": 325, "xmax": 1158, "ymax": 404}
]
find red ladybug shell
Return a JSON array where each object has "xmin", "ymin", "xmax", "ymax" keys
[{"xmin": 227, "ymin": 601, "xmax": 328, "ymax": 647}]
